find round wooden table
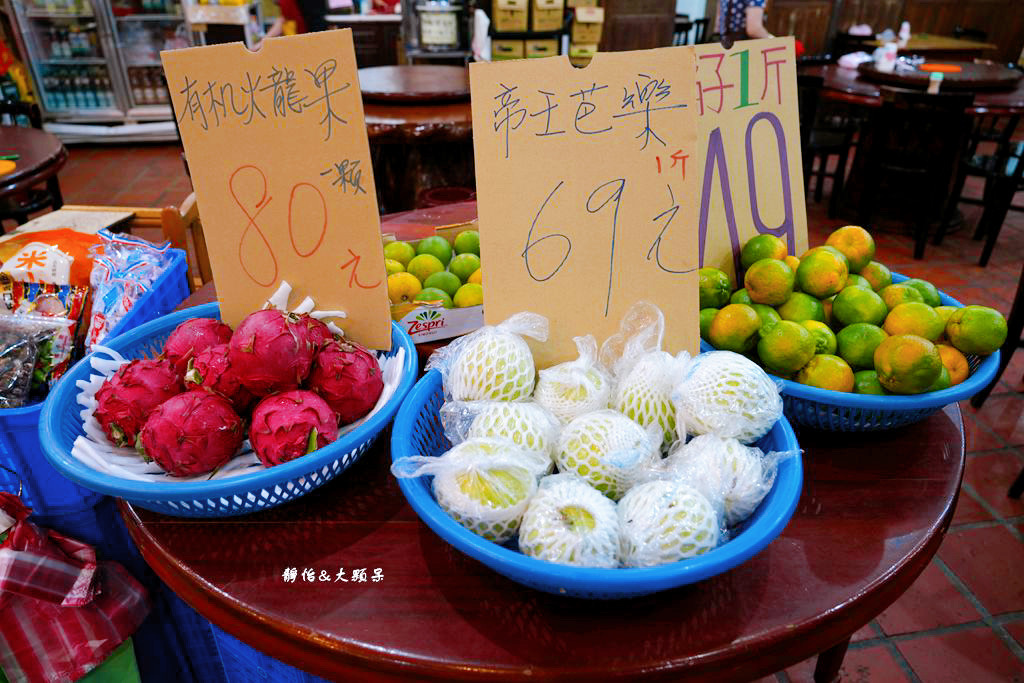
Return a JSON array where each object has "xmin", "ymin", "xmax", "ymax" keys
[
  {"xmin": 857, "ymin": 61, "xmax": 1023, "ymax": 92},
  {"xmin": 0, "ymin": 125, "xmax": 68, "ymax": 220},
  {"xmin": 359, "ymin": 65, "xmax": 470, "ymax": 104},
  {"xmin": 801, "ymin": 64, "xmax": 1024, "ymax": 114}
]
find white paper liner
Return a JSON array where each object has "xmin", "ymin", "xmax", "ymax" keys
[{"xmin": 70, "ymin": 343, "xmax": 406, "ymax": 483}]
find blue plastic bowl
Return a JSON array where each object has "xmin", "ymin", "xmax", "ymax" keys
[
  {"xmin": 391, "ymin": 369, "xmax": 803, "ymax": 599},
  {"xmin": 701, "ymin": 272, "xmax": 1000, "ymax": 431},
  {"xmin": 38, "ymin": 303, "xmax": 419, "ymax": 517}
]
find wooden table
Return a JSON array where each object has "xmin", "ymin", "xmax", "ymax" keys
[
  {"xmin": 359, "ymin": 65, "xmax": 469, "ymax": 103},
  {"xmin": 119, "ymin": 205, "xmax": 968, "ymax": 682},
  {"xmin": 863, "ymin": 33, "xmax": 998, "ymax": 61},
  {"xmin": 0, "ymin": 125, "xmax": 68, "ymax": 223},
  {"xmin": 801, "ymin": 64, "xmax": 1024, "ymax": 115}
]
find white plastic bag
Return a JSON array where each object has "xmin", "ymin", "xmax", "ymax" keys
[
  {"xmin": 534, "ymin": 335, "xmax": 612, "ymax": 423},
  {"xmin": 440, "ymin": 400, "xmax": 560, "ymax": 470}
]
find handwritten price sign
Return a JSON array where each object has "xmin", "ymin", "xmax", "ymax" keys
[
  {"xmin": 470, "ymin": 48, "xmax": 699, "ymax": 368},
  {"xmin": 162, "ymin": 31, "xmax": 391, "ymax": 349},
  {"xmin": 693, "ymin": 37, "xmax": 809, "ymax": 282}
]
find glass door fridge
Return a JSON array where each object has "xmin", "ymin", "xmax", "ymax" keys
[
  {"xmin": 8, "ymin": 0, "xmax": 126, "ymax": 120},
  {"xmin": 107, "ymin": 0, "xmax": 189, "ymax": 117}
]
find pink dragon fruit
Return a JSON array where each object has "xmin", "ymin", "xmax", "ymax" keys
[
  {"xmin": 229, "ymin": 309, "xmax": 316, "ymax": 396},
  {"xmin": 94, "ymin": 359, "xmax": 183, "ymax": 448},
  {"xmin": 299, "ymin": 315, "xmax": 335, "ymax": 351},
  {"xmin": 249, "ymin": 390, "xmax": 339, "ymax": 467},
  {"xmin": 137, "ymin": 392, "xmax": 245, "ymax": 477},
  {"xmin": 163, "ymin": 318, "xmax": 233, "ymax": 376},
  {"xmin": 306, "ymin": 339, "xmax": 384, "ymax": 425},
  {"xmin": 183, "ymin": 343, "xmax": 254, "ymax": 411}
]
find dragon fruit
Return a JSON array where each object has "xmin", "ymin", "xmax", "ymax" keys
[
  {"xmin": 163, "ymin": 318, "xmax": 233, "ymax": 376},
  {"xmin": 229, "ymin": 310, "xmax": 316, "ymax": 396},
  {"xmin": 137, "ymin": 392, "xmax": 245, "ymax": 477},
  {"xmin": 299, "ymin": 315, "xmax": 335, "ymax": 351},
  {"xmin": 183, "ymin": 343, "xmax": 254, "ymax": 411},
  {"xmin": 249, "ymin": 390, "xmax": 339, "ymax": 466},
  {"xmin": 306, "ymin": 339, "xmax": 383, "ymax": 425},
  {"xmin": 94, "ymin": 359, "xmax": 183, "ymax": 448}
]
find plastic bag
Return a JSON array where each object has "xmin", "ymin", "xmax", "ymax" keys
[
  {"xmin": 617, "ymin": 479, "xmax": 721, "ymax": 568},
  {"xmin": 0, "ymin": 228, "xmax": 104, "ymax": 286},
  {"xmin": 600, "ymin": 302, "xmax": 691, "ymax": 449},
  {"xmin": 518, "ymin": 473, "xmax": 620, "ymax": 568},
  {"xmin": 0, "ymin": 315, "xmax": 71, "ymax": 405},
  {"xmin": 391, "ymin": 448, "xmax": 537, "ymax": 542},
  {"xmin": 86, "ymin": 230, "xmax": 172, "ymax": 349},
  {"xmin": 672, "ymin": 350, "xmax": 783, "ymax": 444},
  {"xmin": 426, "ymin": 311, "xmax": 548, "ymax": 402},
  {"xmin": 533, "ymin": 335, "xmax": 612, "ymax": 423},
  {"xmin": 553, "ymin": 409, "xmax": 661, "ymax": 501},
  {"xmin": 663, "ymin": 434, "xmax": 796, "ymax": 527},
  {"xmin": 439, "ymin": 400, "xmax": 560, "ymax": 468}
]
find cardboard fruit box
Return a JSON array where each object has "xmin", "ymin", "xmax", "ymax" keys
[{"xmin": 382, "ymin": 221, "xmax": 485, "ymax": 344}]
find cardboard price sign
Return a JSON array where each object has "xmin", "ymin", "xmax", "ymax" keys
[
  {"xmin": 162, "ymin": 31, "xmax": 391, "ymax": 349},
  {"xmin": 470, "ymin": 49, "xmax": 698, "ymax": 368},
  {"xmin": 693, "ymin": 37, "xmax": 809, "ymax": 283}
]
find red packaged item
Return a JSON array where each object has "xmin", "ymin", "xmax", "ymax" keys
[{"xmin": 0, "ymin": 492, "xmax": 149, "ymax": 683}]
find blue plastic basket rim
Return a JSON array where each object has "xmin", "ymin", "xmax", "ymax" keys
[
  {"xmin": 701, "ymin": 271, "xmax": 1000, "ymax": 410},
  {"xmin": 391, "ymin": 370, "xmax": 803, "ymax": 594},
  {"xmin": 38, "ymin": 302, "xmax": 418, "ymax": 501},
  {"xmin": 0, "ymin": 249, "xmax": 188, "ymax": 418}
]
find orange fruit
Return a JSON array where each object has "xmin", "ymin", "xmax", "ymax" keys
[
  {"xmin": 883, "ymin": 302, "xmax": 945, "ymax": 341},
  {"xmin": 740, "ymin": 234, "xmax": 788, "ymax": 270},
  {"xmin": 879, "ymin": 284, "xmax": 924, "ymax": 310},
  {"xmin": 699, "ymin": 308, "xmax": 719, "ymax": 342},
  {"xmin": 927, "ymin": 366, "xmax": 952, "ymax": 392},
  {"xmin": 945, "ymin": 305, "xmax": 1008, "ymax": 356},
  {"xmin": 751, "ymin": 303, "xmax": 782, "ymax": 334},
  {"xmin": 873, "ymin": 334, "xmax": 943, "ymax": 394},
  {"xmin": 796, "ymin": 354, "xmax": 855, "ymax": 392},
  {"xmin": 837, "ymin": 323, "xmax": 889, "ymax": 369},
  {"xmin": 936, "ymin": 344, "xmax": 970, "ymax": 386},
  {"xmin": 784, "ymin": 255, "xmax": 801, "ymax": 273},
  {"xmin": 844, "ymin": 273, "xmax": 872, "ymax": 290},
  {"xmin": 901, "ymin": 278, "xmax": 942, "ymax": 307},
  {"xmin": 822, "ymin": 295, "xmax": 835, "ymax": 327},
  {"xmin": 744, "ymin": 258, "xmax": 795, "ymax": 306},
  {"xmin": 832, "ymin": 286, "xmax": 888, "ymax": 327},
  {"xmin": 699, "ymin": 267, "xmax": 732, "ymax": 309},
  {"xmin": 757, "ymin": 320, "xmax": 816, "ymax": 375},
  {"xmin": 825, "ymin": 225, "xmax": 876, "ymax": 273},
  {"xmin": 777, "ymin": 292, "xmax": 826, "ymax": 323},
  {"xmin": 801, "ymin": 320, "xmax": 837, "ymax": 355},
  {"xmin": 730, "ymin": 288, "xmax": 753, "ymax": 305},
  {"xmin": 708, "ymin": 304, "xmax": 762, "ymax": 353},
  {"xmin": 859, "ymin": 261, "xmax": 893, "ymax": 292},
  {"xmin": 796, "ymin": 246, "xmax": 849, "ymax": 299},
  {"xmin": 853, "ymin": 370, "xmax": 887, "ymax": 395}
]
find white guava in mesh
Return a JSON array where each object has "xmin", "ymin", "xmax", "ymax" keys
[
  {"xmin": 554, "ymin": 410, "xmax": 659, "ymax": 501},
  {"xmin": 534, "ymin": 335, "xmax": 612, "ymax": 423},
  {"xmin": 613, "ymin": 351, "xmax": 687, "ymax": 449},
  {"xmin": 466, "ymin": 403, "xmax": 559, "ymax": 470},
  {"xmin": 448, "ymin": 332, "xmax": 536, "ymax": 402},
  {"xmin": 663, "ymin": 434, "xmax": 777, "ymax": 527},
  {"xmin": 518, "ymin": 474, "xmax": 620, "ymax": 568},
  {"xmin": 672, "ymin": 351, "xmax": 782, "ymax": 444},
  {"xmin": 447, "ymin": 436, "xmax": 552, "ymax": 479},
  {"xmin": 432, "ymin": 458, "xmax": 538, "ymax": 543},
  {"xmin": 618, "ymin": 480, "xmax": 720, "ymax": 567}
]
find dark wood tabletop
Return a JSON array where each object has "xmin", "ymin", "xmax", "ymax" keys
[
  {"xmin": 119, "ymin": 205, "xmax": 967, "ymax": 683},
  {"xmin": 0, "ymin": 125, "xmax": 68, "ymax": 198},
  {"xmin": 359, "ymin": 65, "xmax": 470, "ymax": 104},
  {"xmin": 801, "ymin": 64, "xmax": 1024, "ymax": 114},
  {"xmin": 857, "ymin": 60, "xmax": 1023, "ymax": 91}
]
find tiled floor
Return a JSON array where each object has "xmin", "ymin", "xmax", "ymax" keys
[{"xmin": 55, "ymin": 143, "xmax": 1024, "ymax": 682}]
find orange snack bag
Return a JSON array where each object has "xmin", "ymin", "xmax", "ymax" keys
[{"xmin": 0, "ymin": 229, "xmax": 103, "ymax": 287}]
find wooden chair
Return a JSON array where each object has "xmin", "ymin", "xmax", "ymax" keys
[
  {"xmin": 0, "ymin": 100, "xmax": 64, "ymax": 227},
  {"xmin": 856, "ymin": 87, "xmax": 974, "ymax": 259},
  {"xmin": 60, "ymin": 192, "xmax": 211, "ymax": 292}
]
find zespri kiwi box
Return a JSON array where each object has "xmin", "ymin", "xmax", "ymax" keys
[{"xmin": 382, "ymin": 222, "xmax": 485, "ymax": 343}]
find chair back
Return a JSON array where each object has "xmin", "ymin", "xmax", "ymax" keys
[
  {"xmin": 692, "ymin": 18, "xmax": 709, "ymax": 44},
  {"xmin": 796, "ymin": 73, "xmax": 824, "ymax": 152}
]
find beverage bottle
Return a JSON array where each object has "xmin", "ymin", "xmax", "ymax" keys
[
  {"xmin": 131, "ymin": 70, "xmax": 145, "ymax": 104},
  {"xmin": 143, "ymin": 68, "xmax": 156, "ymax": 104},
  {"xmin": 103, "ymin": 72, "xmax": 115, "ymax": 107}
]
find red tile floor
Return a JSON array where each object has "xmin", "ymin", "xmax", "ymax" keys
[{"xmin": 57, "ymin": 143, "xmax": 1024, "ymax": 682}]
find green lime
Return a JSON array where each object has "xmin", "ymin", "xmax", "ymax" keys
[
  {"xmin": 853, "ymin": 370, "xmax": 887, "ymax": 395},
  {"xmin": 384, "ymin": 258, "xmax": 405, "ymax": 276},
  {"xmin": 416, "ymin": 235, "xmax": 453, "ymax": 266},
  {"xmin": 901, "ymin": 278, "xmax": 942, "ymax": 307},
  {"xmin": 879, "ymin": 284, "xmax": 924, "ymax": 310},
  {"xmin": 708, "ymin": 304, "xmax": 761, "ymax": 353},
  {"xmin": 844, "ymin": 273, "xmax": 872, "ymax": 290},
  {"xmin": 423, "ymin": 271, "xmax": 462, "ymax": 298},
  {"xmin": 407, "ymin": 253, "xmax": 445, "ymax": 284},
  {"xmin": 757, "ymin": 320, "xmax": 816, "ymax": 375},
  {"xmin": 751, "ymin": 303, "xmax": 782, "ymax": 334},
  {"xmin": 837, "ymin": 323, "xmax": 889, "ymax": 369},
  {"xmin": 699, "ymin": 267, "xmax": 732, "ymax": 309},
  {"xmin": 699, "ymin": 308, "xmax": 719, "ymax": 341},
  {"xmin": 801, "ymin": 320, "xmax": 837, "ymax": 355},
  {"xmin": 860, "ymin": 261, "xmax": 893, "ymax": 291},
  {"xmin": 745, "ymin": 258, "xmax": 795, "ymax": 306},
  {"xmin": 832, "ymin": 286, "xmax": 888, "ymax": 327},
  {"xmin": 946, "ymin": 305, "xmax": 1008, "ymax": 356},
  {"xmin": 453, "ymin": 229, "xmax": 480, "ymax": 256},
  {"xmin": 449, "ymin": 253, "xmax": 481, "ymax": 283},
  {"xmin": 383, "ymin": 240, "xmax": 416, "ymax": 267},
  {"xmin": 730, "ymin": 288, "xmax": 754, "ymax": 305},
  {"xmin": 926, "ymin": 366, "xmax": 952, "ymax": 392},
  {"xmin": 414, "ymin": 287, "xmax": 454, "ymax": 309},
  {"xmin": 740, "ymin": 234, "xmax": 788, "ymax": 270},
  {"xmin": 777, "ymin": 292, "xmax": 826, "ymax": 323}
]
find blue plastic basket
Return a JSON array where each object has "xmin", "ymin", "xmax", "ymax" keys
[
  {"xmin": 209, "ymin": 621, "xmax": 329, "ymax": 683},
  {"xmin": 0, "ymin": 249, "xmax": 189, "ymax": 516},
  {"xmin": 37, "ymin": 303, "xmax": 419, "ymax": 517},
  {"xmin": 391, "ymin": 369, "xmax": 803, "ymax": 599},
  {"xmin": 701, "ymin": 272, "xmax": 1000, "ymax": 431}
]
